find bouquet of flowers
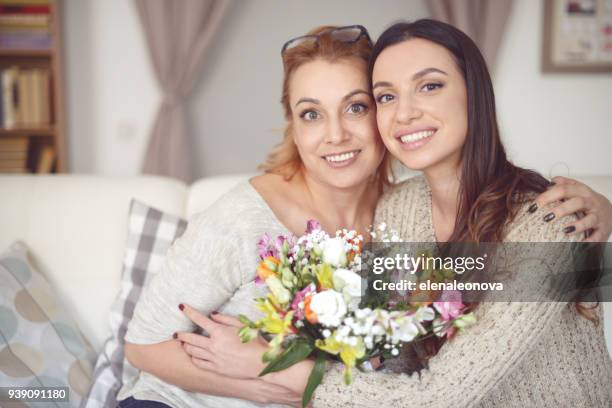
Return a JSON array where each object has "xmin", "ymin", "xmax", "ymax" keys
[{"xmin": 238, "ymin": 221, "xmax": 476, "ymax": 407}]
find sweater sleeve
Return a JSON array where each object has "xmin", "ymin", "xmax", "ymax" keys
[
  {"xmin": 313, "ymin": 204, "xmax": 581, "ymax": 407},
  {"xmin": 125, "ymin": 210, "xmax": 245, "ymax": 344}
]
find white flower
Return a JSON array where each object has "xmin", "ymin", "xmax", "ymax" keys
[
  {"xmin": 322, "ymin": 237, "xmax": 347, "ymax": 267},
  {"xmin": 309, "ymin": 290, "xmax": 347, "ymax": 327},
  {"xmin": 332, "ymin": 268, "xmax": 363, "ymax": 299},
  {"xmin": 414, "ymin": 306, "xmax": 435, "ymax": 322},
  {"xmin": 378, "ymin": 223, "xmax": 387, "ymax": 232},
  {"xmin": 394, "ymin": 317, "xmax": 419, "ymax": 342}
]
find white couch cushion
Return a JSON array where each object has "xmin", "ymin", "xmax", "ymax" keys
[{"xmin": 0, "ymin": 175, "xmax": 188, "ymax": 349}]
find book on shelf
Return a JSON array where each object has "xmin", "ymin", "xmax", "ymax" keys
[
  {"xmin": 0, "ymin": 0, "xmax": 51, "ymax": 50},
  {"xmin": 0, "ymin": 135, "xmax": 28, "ymax": 172},
  {"xmin": 1, "ymin": 66, "xmax": 18, "ymax": 129},
  {"xmin": 0, "ymin": 136, "xmax": 28, "ymax": 150},
  {"xmin": 35, "ymin": 144, "xmax": 52, "ymax": 172},
  {"xmin": 0, "ymin": 4, "xmax": 50, "ymax": 14},
  {"xmin": 0, "ymin": 0, "xmax": 50, "ymax": 5},
  {"xmin": 0, "ymin": 66, "xmax": 50, "ymax": 129}
]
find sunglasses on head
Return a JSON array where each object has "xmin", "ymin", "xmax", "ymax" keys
[{"xmin": 281, "ymin": 25, "xmax": 372, "ymax": 55}]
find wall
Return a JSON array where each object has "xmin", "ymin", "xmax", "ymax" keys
[
  {"xmin": 495, "ymin": 0, "xmax": 612, "ymax": 177},
  {"xmin": 63, "ymin": 0, "xmax": 159, "ymax": 175},
  {"xmin": 63, "ymin": 0, "xmax": 611, "ymax": 178}
]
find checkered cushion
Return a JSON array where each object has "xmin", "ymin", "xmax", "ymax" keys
[{"xmin": 83, "ymin": 200, "xmax": 187, "ymax": 408}]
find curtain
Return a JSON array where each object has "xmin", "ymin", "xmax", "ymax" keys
[
  {"xmin": 426, "ymin": 0, "xmax": 514, "ymax": 69},
  {"xmin": 134, "ymin": 0, "xmax": 229, "ymax": 182}
]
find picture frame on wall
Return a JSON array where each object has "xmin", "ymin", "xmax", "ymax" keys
[{"xmin": 542, "ymin": 0, "xmax": 612, "ymax": 72}]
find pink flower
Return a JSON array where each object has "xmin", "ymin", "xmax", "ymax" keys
[
  {"xmin": 306, "ymin": 219, "xmax": 321, "ymax": 234},
  {"xmin": 257, "ymin": 233, "xmax": 276, "ymax": 259},
  {"xmin": 433, "ymin": 290, "xmax": 464, "ymax": 322},
  {"xmin": 290, "ymin": 283, "xmax": 316, "ymax": 320}
]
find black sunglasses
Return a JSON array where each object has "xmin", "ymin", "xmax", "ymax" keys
[{"xmin": 281, "ymin": 25, "xmax": 372, "ymax": 55}]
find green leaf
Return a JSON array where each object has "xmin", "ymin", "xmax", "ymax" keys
[
  {"xmin": 259, "ymin": 338, "xmax": 314, "ymax": 376},
  {"xmin": 302, "ymin": 352, "xmax": 326, "ymax": 408}
]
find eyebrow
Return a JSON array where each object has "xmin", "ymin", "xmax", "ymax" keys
[
  {"xmin": 295, "ymin": 97, "xmax": 319, "ymax": 107},
  {"xmin": 294, "ymin": 89, "xmax": 370, "ymax": 107},
  {"xmin": 342, "ymin": 89, "xmax": 370, "ymax": 101},
  {"xmin": 372, "ymin": 67, "xmax": 448, "ymax": 90}
]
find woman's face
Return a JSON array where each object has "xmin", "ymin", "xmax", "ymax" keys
[
  {"xmin": 289, "ymin": 57, "xmax": 385, "ymax": 189},
  {"xmin": 372, "ymin": 38, "xmax": 468, "ymax": 174}
]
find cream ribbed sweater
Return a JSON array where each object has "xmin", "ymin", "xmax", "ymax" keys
[{"xmin": 313, "ymin": 175, "xmax": 612, "ymax": 407}]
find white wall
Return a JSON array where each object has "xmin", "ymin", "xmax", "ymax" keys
[
  {"xmin": 63, "ymin": 0, "xmax": 159, "ymax": 175},
  {"xmin": 495, "ymin": 0, "xmax": 612, "ymax": 177}
]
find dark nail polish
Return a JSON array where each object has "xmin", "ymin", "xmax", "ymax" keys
[
  {"xmin": 181, "ymin": 341, "xmax": 184, "ymax": 346},
  {"xmin": 543, "ymin": 212, "xmax": 555, "ymax": 222},
  {"xmin": 527, "ymin": 203, "xmax": 538, "ymax": 213},
  {"xmin": 210, "ymin": 311, "xmax": 219, "ymax": 315},
  {"xmin": 178, "ymin": 303, "xmax": 185, "ymax": 311},
  {"xmin": 564, "ymin": 226, "xmax": 576, "ymax": 234},
  {"xmin": 173, "ymin": 332, "xmax": 178, "ymax": 339}
]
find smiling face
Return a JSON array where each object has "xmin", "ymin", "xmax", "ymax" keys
[
  {"xmin": 289, "ymin": 57, "xmax": 385, "ymax": 189},
  {"xmin": 372, "ymin": 38, "xmax": 468, "ymax": 175}
]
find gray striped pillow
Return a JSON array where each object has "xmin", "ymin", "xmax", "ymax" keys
[{"xmin": 83, "ymin": 200, "xmax": 187, "ymax": 408}]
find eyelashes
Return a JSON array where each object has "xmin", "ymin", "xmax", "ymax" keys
[
  {"xmin": 375, "ymin": 82, "xmax": 445, "ymax": 104},
  {"xmin": 298, "ymin": 102, "xmax": 370, "ymax": 122}
]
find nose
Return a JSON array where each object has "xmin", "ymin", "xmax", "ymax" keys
[
  {"xmin": 324, "ymin": 116, "xmax": 350, "ymax": 144},
  {"xmin": 395, "ymin": 94, "xmax": 422, "ymax": 124}
]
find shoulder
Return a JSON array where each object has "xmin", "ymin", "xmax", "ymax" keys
[
  {"xmin": 186, "ymin": 181, "xmax": 274, "ymax": 242},
  {"xmin": 504, "ymin": 198, "xmax": 580, "ymax": 243}
]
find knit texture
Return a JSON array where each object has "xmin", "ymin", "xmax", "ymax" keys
[{"xmin": 313, "ymin": 175, "xmax": 612, "ymax": 407}]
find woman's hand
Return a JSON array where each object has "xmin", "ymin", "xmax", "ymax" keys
[
  {"xmin": 175, "ymin": 304, "xmax": 268, "ymax": 380},
  {"xmin": 533, "ymin": 176, "xmax": 612, "ymax": 242}
]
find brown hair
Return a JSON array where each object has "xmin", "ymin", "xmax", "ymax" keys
[{"xmin": 259, "ymin": 26, "xmax": 393, "ymax": 189}]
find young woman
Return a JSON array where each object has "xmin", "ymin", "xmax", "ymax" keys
[{"xmin": 119, "ymin": 24, "xmax": 612, "ymax": 407}]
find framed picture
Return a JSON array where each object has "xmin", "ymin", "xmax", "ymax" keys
[{"xmin": 542, "ymin": 0, "xmax": 612, "ymax": 72}]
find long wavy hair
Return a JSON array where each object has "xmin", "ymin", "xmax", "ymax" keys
[{"xmin": 368, "ymin": 19, "xmax": 598, "ymax": 370}]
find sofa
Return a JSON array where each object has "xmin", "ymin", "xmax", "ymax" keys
[{"xmin": 0, "ymin": 173, "xmax": 610, "ymax": 369}]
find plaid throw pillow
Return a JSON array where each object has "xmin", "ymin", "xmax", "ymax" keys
[{"xmin": 83, "ymin": 200, "xmax": 187, "ymax": 408}]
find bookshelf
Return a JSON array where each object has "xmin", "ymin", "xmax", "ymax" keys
[{"xmin": 0, "ymin": 0, "xmax": 66, "ymax": 174}]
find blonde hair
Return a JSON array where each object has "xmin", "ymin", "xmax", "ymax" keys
[{"xmin": 259, "ymin": 26, "xmax": 393, "ymax": 189}]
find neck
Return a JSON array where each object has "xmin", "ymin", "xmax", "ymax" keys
[
  {"xmin": 424, "ymin": 159, "xmax": 462, "ymax": 236},
  {"xmin": 298, "ymin": 170, "xmax": 377, "ymax": 233}
]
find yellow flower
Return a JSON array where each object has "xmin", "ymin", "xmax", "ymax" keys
[
  {"xmin": 315, "ymin": 333, "xmax": 365, "ymax": 384},
  {"xmin": 316, "ymin": 263, "xmax": 334, "ymax": 290}
]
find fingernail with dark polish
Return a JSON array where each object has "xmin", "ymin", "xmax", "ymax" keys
[
  {"xmin": 210, "ymin": 311, "xmax": 218, "ymax": 315},
  {"xmin": 527, "ymin": 203, "xmax": 538, "ymax": 213},
  {"xmin": 564, "ymin": 226, "xmax": 576, "ymax": 234},
  {"xmin": 543, "ymin": 213, "xmax": 555, "ymax": 222},
  {"xmin": 178, "ymin": 303, "xmax": 185, "ymax": 311},
  {"xmin": 173, "ymin": 332, "xmax": 178, "ymax": 339},
  {"xmin": 180, "ymin": 341, "xmax": 184, "ymax": 346}
]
